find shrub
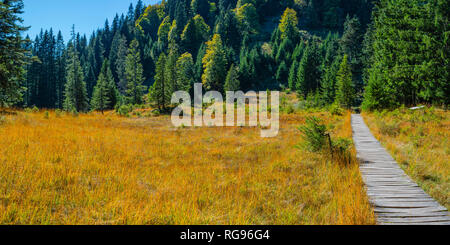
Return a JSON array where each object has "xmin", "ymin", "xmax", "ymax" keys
[
  {"xmin": 0, "ymin": 116, "xmax": 6, "ymax": 125},
  {"xmin": 298, "ymin": 116, "xmax": 354, "ymax": 166},
  {"xmin": 117, "ymin": 104, "xmax": 133, "ymax": 117},
  {"xmin": 32, "ymin": 106, "xmax": 39, "ymax": 113},
  {"xmin": 298, "ymin": 117, "xmax": 329, "ymax": 152},
  {"xmin": 44, "ymin": 111, "xmax": 49, "ymax": 119},
  {"xmin": 330, "ymin": 103, "xmax": 343, "ymax": 116}
]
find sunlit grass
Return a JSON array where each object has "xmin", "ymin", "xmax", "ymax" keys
[
  {"xmin": 0, "ymin": 109, "xmax": 375, "ymax": 224},
  {"xmin": 363, "ymin": 108, "xmax": 449, "ymax": 209}
]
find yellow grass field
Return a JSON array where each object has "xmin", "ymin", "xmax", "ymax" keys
[
  {"xmin": 0, "ymin": 110, "xmax": 375, "ymax": 225},
  {"xmin": 363, "ymin": 108, "xmax": 449, "ymax": 209}
]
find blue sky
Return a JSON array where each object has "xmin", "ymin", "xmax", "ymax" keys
[{"xmin": 23, "ymin": 0, "xmax": 159, "ymax": 41}]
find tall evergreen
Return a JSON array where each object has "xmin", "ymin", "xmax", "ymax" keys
[
  {"xmin": 149, "ymin": 53, "xmax": 171, "ymax": 111},
  {"xmin": 63, "ymin": 35, "xmax": 89, "ymax": 112},
  {"xmin": 224, "ymin": 64, "xmax": 240, "ymax": 92},
  {"xmin": 0, "ymin": 0, "xmax": 29, "ymax": 108},
  {"xmin": 202, "ymin": 34, "xmax": 227, "ymax": 91},
  {"xmin": 363, "ymin": 0, "xmax": 448, "ymax": 109},
  {"xmin": 335, "ymin": 55, "xmax": 354, "ymax": 109},
  {"xmin": 125, "ymin": 39, "xmax": 146, "ymax": 105},
  {"xmin": 175, "ymin": 52, "xmax": 195, "ymax": 93}
]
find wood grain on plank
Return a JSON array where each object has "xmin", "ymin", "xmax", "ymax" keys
[{"xmin": 351, "ymin": 114, "xmax": 449, "ymax": 225}]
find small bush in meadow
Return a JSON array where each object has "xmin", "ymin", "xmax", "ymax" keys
[
  {"xmin": 298, "ymin": 116, "xmax": 328, "ymax": 152},
  {"xmin": 117, "ymin": 104, "xmax": 133, "ymax": 117},
  {"xmin": 330, "ymin": 103, "xmax": 343, "ymax": 116},
  {"xmin": 44, "ymin": 111, "xmax": 49, "ymax": 119},
  {"xmin": 32, "ymin": 106, "xmax": 39, "ymax": 113}
]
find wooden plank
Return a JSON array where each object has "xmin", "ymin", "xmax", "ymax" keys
[
  {"xmin": 377, "ymin": 212, "xmax": 449, "ymax": 218},
  {"xmin": 374, "ymin": 206, "xmax": 448, "ymax": 214},
  {"xmin": 351, "ymin": 114, "xmax": 449, "ymax": 225},
  {"xmin": 377, "ymin": 216, "xmax": 450, "ymax": 223}
]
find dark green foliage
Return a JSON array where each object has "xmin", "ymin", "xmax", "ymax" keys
[
  {"xmin": 0, "ymin": 0, "xmax": 29, "ymax": 108},
  {"xmin": 63, "ymin": 31, "xmax": 89, "ymax": 113},
  {"xmin": 91, "ymin": 60, "xmax": 119, "ymax": 113},
  {"xmin": 21, "ymin": 0, "xmax": 447, "ymax": 112},
  {"xmin": 335, "ymin": 55, "xmax": 355, "ymax": 108},
  {"xmin": 363, "ymin": 0, "xmax": 449, "ymax": 110},
  {"xmin": 295, "ymin": 43, "xmax": 321, "ymax": 98},
  {"xmin": 149, "ymin": 53, "xmax": 171, "ymax": 111},
  {"xmin": 125, "ymin": 39, "xmax": 146, "ymax": 105},
  {"xmin": 224, "ymin": 64, "xmax": 240, "ymax": 92},
  {"xmin": 298, "ymin": 116, "xmax": 328, "ymax": 152}
]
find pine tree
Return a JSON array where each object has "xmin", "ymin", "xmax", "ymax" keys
[
  {"xmin": 63, "ymin": 39, "xmax": 89, "ymax": 112},
  {"xmin": 149, "ymin": 53, "xmax": 171, "ymax": 111},
  {"xmin": 340, "ymin": 15, "xmax": 364, "ymax": 97},
  {"xmin": 202, "ymin": 34, "xmax": 227, "ymax": 91},
  {"xmin": 91, "ymin": 60, "xmax": 118, "ymax": 113},
  {"xmin": 175, "ymin": 52, "xmax": 195, "ymax": 93},
  {"xmin": 296, "ymin": 43, "xmax": 321, "ymax": 98},
  {"xmin": 224, "ymin": 64, "xmax": 240, "ymax": 92},
  {"xmin": 363, "ymin": 0, "xmax": 445, "ymax": 109},
  {"xmin": 125, "ymin": 39, "xmax": 146, "ymax": 105},
  {"xmin": 288, "ymin": 61, "xmax": 298, "ymax": 90},
  {"xmin": 0, "ymin": 0, "xmax": 30, "ymax": 108},
  {"xmin": 279, "ymin": 8, "xmax": 299, "ymax": 41},
  {"xmin": 91, "ymin": 68, "xmax": 110, "ymax": 114},
  {"xmin": 115, "ymin": 35, "xmax": 128, "ymax": 94},
  {"xmin": 181, "ymin": 15, "xmax": 210, "ymax": 56},
  {"xmin": 335, "ymin": 55, "xmax": 354, "ymax": 109},
  {"xmin": 165, "ymin": 49, "xmax": 179, "ymax": 94}
]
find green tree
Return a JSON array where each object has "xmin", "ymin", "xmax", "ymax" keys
[
  {"xmin": 235, "ymin": 3, "xmax": 259, "ymax": 35},
  {"xmin": 149, "ymin": 53, "xmax": 171, "ymax": 111},
  {"xmin": 63, "ymin": 42, "xmax": 89, "ymax": 112},
  {"xmin": 363, "ymin": 0, "xmax": 448, "ymax": 109},
  {"xmin": 91, "ymin": 60, "xmax": 119, "ymax": 113},
  {"xmin": 165, "ymin": 49, "xmax": 179, "ymax": 94},
  {"xmin": 125, "ymin": 39, "xmax": 146, "ymax": 105},
  {"xmin": 202, "ymin": 34, "xmax": 227, "ymax": 91},
  {"xmin": 296, "ymin": 43, "xmax": 321, "ymax": 98},
  {"xmin": 158, "ymin": 16, "xmax": 171, "ymax": 46},
  {"xmin": 181, "ymin": 15, "xmax": 210, "ymax": 56},
  {"xmin": 335, "ymin": 55, "xmax": 354, "ymax": 109},
  {"xmin": 279, "ymin": 8, "xmax": 299, "ymax": 40},
  {"xmin": 175, "ymin": 52, "xmax": 195, "ymax": 93},
  {"xmin": 0, "ymin": 0, "xmax": 29, "ymax": 108},
  {"xmin": 91, "ymin": 67, "xmax": 110, "ymax": 114},
  {"xmin": 224, "ymin": 64, "xmax": 240, "ymax": 92}
]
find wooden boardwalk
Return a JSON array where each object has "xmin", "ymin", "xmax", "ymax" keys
[{"xmin": 351, "ymin": 114, "xmax": 450, "ymax": 225}]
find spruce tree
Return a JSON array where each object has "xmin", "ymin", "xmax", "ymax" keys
[
  {"xmin": 202, "ymin": 34, "xmax": 227, "ymax": 91},
  {"xmin": 335, "ymin": 55, "xmax": 354, "ymax": 109},
  {"xmin": 63, "ymin": 41, "xmax": 89, "ymax": 112},
  {"xmin": 224, "ymin": 64, "xmax": 240, "ymax": 92},
  {"xmin": 175, "ymin": 52, "xmax": 195, "ymax": 93},
  {"xmin": 91, "ymin": 69, "xmax": 110, "ymax": 114},
  {"xmin": 0, "ymin": 0, "xmax": 29, "ymax": 108},
  {"xmin": 149, "ymin": 53, "xmax": 171, "ymax": 111},
  {"xmin": 125, "ymin": 39, "xmax": 146, "ymax": 105}
]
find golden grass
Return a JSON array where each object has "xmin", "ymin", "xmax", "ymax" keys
[
  {"xmin": 363, "ymin": 108, "xmax": 449, "ymax": 209},
  {"xmin": 0, "ymin": 110, "xmax": 375, "ymax": 224}
]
